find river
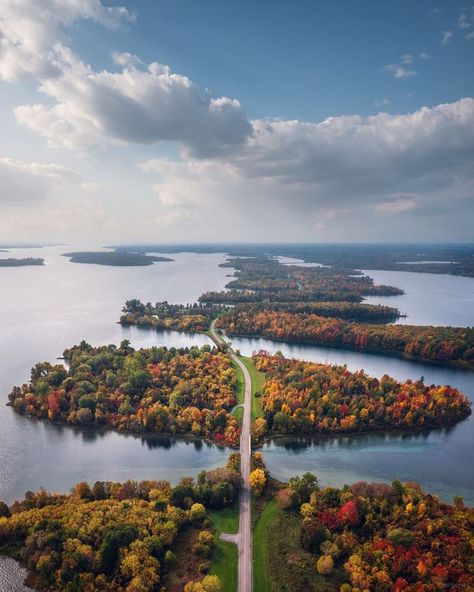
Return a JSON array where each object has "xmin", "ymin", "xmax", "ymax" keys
[{"xmin": 1, "ymin": 247, "xmax": 473, "ymax": 587}]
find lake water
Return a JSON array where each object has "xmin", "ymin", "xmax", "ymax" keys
[
  {"xmin": 1, "ymin": 247, "xmax": 474, "ymax": 587},
  {"xmin": 230, "ymin": 334, "xmax": 474, "ymax": 504},
  {"xmin": 362, "ymin": 268, "xmax": 474, "ymax": 327},
  {"xmin": 0, "ymin": 245, "xmax": 233, "ymax": 506}
]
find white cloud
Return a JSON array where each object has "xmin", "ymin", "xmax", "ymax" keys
[
  {"xmin": 154, "ymin": 209, "xmax": 195, "ymax": 227},
  {"xmin": 111, "ymin": 51, "xmax": 143, "ymax": 68},
  {"xmin": 14, "ymin": 55, "xmax": 252, "ymax": 156},
  {"xmin": 383, "ymin": 57, "xmax": 417, "ymax": 79},
  {"xmin": 138, "ymin": 98, "xmax": 474, "ymax": 220},
  {"xmin": 458, "ymin": 7, "xmax": 474, "ymax": 30},
  {"xmin": 374, "ymin": 97, "xmax": 390, "ymax": 107},
  {"xmin": 441, "ymin": 30, "xmax": 453, "ymax": 45},
  {"xmin": 0, "ymin": 0, "xmax": 133, "ymax": 81},
  {"xmin": 420, "ymin": 52, "xmax": 431, "ymax": 59},
  {"xmin": 0, "ymin": 156, "xmax": 81, "ymax": 203},
  {"xmin": 374, "ymin": 197, "xmax": 416, "ymax": 214}
]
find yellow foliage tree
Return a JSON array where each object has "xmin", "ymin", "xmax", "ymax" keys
[{"xmin": 249, "ymin": 468, "xmax": 266, "ymax": 496}]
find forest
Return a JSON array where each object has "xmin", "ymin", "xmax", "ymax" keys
[
  {"xmin": 62, "ymin": 252, "xmax": 173, "ymax": 266},
  {"xmin": 279, "ymin": 473, "xmax": 474, "ymax": 591},
  {"xmin": 227, "ymin": 301, "xmax": 401, "ymax": 323},
  {"xmin": 218, "ymin": 309, "xmax": 474, "ymax": 367},
  {"xmin": 0, "ymin": 257, "xmax": 44, "ymax": 267},
  {"xmin": 250, "ymin": 353, "xmax": 471, "ymax": 441},
  {"xmin": 8, "ymin": 342, "xmax": 241, "ymax": 447},
  {"xmin": 199, "ymin": 256, "xmax": 403, "ymax": 304},
  {"xmin": 0, "ymin": 458, "xmax": 240, "ymax": 592},
  {"xmin": 120, "ymin": 300, "xmax": 227, "ymax": 333}
]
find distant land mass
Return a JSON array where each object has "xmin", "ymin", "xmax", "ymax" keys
[
  {"xmin": 110, "ymin": 243, "xmax": 474, "ymax": 277},
  {"xmin": 0, "ymin": 257, "xmax": 44, "ymax": 267},
  {"xmin": 62, "ymin": 251, "xmax": 174, "ymax": 266}
]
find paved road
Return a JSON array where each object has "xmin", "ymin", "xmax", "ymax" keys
[{"xmin": 210, "ymin": 320, "xmax": 253, "ymax": 592}]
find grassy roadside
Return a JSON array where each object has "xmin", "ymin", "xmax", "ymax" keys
[
  {"xmin": 253, "ymin": 497, "xmax": 278, "ymax": 592},
  {"xmin": 233, "ymin": 360, "xmax": 245, "ymax": 403},
  {"xmin": 238, "ymin": 355, "xmax": 265, "ymax": 420},
  {"xmin": 208, "ymin": 503, "xmax": 239, "ymax": 592}
]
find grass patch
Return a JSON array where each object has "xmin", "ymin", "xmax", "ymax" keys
[
  {"xmin": 232, "ymin": 360, "xmax": 245, "ymax": 405},
  {"xmin": 253, "ymin": 498, "xmax": 279, "ymax": 592},
  {"xmin": 253, "ymin": 498, "xmax": 340, "ymax": 592},
  {"xmin": 208, "ymin": 504, "xmax": 239, "ymax": 592},
  {"xmin": 239, "ymin": 355, "xmax": 265, "ymax": 420},
  {"xmin": 209, "ymin": 502, "xmax": 239, "ymax": 535},
  {"xmin": 233, "ymin": 406, "xmax": 244, "ymax": 421},
  {"xmin": 210, "ymin": 538, "xmax": 238, "ymax": 592}
]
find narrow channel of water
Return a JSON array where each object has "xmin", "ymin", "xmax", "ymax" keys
[{"xmin": 230, "ymin": 334, "xmax": 474, "ymax": 505}]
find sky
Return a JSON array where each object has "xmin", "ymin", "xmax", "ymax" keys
[{"xmin": 0, "ymin": 0, "xmax": 473, "ymax": 244}]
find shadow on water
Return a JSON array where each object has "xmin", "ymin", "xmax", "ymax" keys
[{"xmin": 268, "ymin": 426, "xmax": 456, "ymax": 451}]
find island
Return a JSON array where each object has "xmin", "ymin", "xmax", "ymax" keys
[
  {"xmin": 0, "ymin": 257, "xmax": 44, "ymax": 267},
  {"xmin": 120, "ymin": 300, "xmax": 228, "ymax": 333},
  {"xmin": 8, "ymin": 341, "xmax": 241, "ymax": 447},
  {"xmin": 0, "ymin": 458, "xmax": 240, "ymax": 592},
  {"xmin": 250, "ymin": 353, "xmax": 471, "ymax": 442},
  {"xmin": 62, "ymin": 251, "xmax": 174, "ymax": 266},
  {"xmin": 199, "ymin": 256, "xmax": 404, "ymax": 304},
  {"xmin": 251, "ymin": 456, "xmax": 474, "ymax": 591}
]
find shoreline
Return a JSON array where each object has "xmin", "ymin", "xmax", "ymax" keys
[
  {"xmin": 5, "ymin": 408, "xmax": 240, "ymax": 451},
  {"xmin": 223, "ymin": 330, "xmax": 474, "ymax": 371},
  {"xmin": 254, "ymin": 416, "xmax": 472, "ymax": 449}
]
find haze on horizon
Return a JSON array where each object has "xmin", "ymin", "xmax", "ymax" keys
[{"xmin": 0, "ymin": 0, "xmax": 473, "ymax": 244}]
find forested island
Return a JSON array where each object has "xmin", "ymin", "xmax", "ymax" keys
[
  {"xmin": 218, "ymin": 309, "xmax": 474, "ymax": 368},
  {"xmin": 250, "ymin": 353, "xmax": 471, "ymax": 442},
  {"xmin": 62, "ymin": 252, "xmax": 173, "ymax": 266},
  {"xmin": 111, "ymin": 243, "xmax": 474, "ymax": 278},
  {"xmin": 0, "ymin": 458, "xmax": 240, "ymax": 592},
  {"xmin": 0, "ymin": 258, "xmax": 44, "ymax": 267},
  {"xmin": 252, "ymin": 462, "xmax": 474, "ymax": 591},
  {"xmin": 8, "ymin": 342, "xmax": 241, "ymax": 447},
  {"xmin": 120, "ymin": 300, "xmax": 228, "ymax": 333},
  {"xmin": 199, "ymin": 256, "xmax": 403, "ymax": 304}
]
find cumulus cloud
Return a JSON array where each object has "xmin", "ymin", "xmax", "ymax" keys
[
  {"xmin": 0, "ymin": 156, "xmax": 81, "ymax": 203},
  {"xmin": 0, "ymin": 0, "xmax": 133, "ymax": 81},
  {"xmin": 14, "ymin": 53, "xmax": 252, "ymax": 156},
  {"xmin": 138, "ymin": 98, "xmax": 474, "ymax": 222}
]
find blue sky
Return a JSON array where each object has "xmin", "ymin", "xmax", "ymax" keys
[
  {"xmin": 70, "ymin": 0, "xmax": 474, "ymax": 120},
  {"xmin": 0, "ymin": 0, "xmax": 473, "ymax": 242}
]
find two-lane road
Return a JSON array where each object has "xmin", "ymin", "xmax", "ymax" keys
[{"xmin": 210, "ymin": 320, "xmax": 252, "ymax": 592}]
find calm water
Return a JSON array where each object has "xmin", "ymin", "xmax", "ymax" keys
[
  {"xmin": 275, "ymin": 256, "xmax": 474, "ymax": 326},
  {"xmin": 362, "ymin": 268, "xmax": 474, "ymax": 327},
  {"xmin": 1, "ymin": 247, "xmax": 474, "ymax": 586},
  {"xmin": 0, "ymin": 246, "xmax": 232, "ymax": 506},
  {"xmin": 231, "ymin": 335, "xmax": 474, "ymax": 504}
]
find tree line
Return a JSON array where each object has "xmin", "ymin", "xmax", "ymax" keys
[
  {"xmin": 250, "ymin": 353, "xmax": 471, "ymax": 441},
  {"xmin": 8, "ymin": 341, "xmax": 241, "ymax": 447},
  {"xmin": 120, "ymin": 300, "xmax": 227, "ymax": 333},
  {"xmin": 218, "ymin": 309, "xmax": 474, "ymax": 367},
  {"xmin": 0, "ymin": 458, "xmax": 240, "ymax": 592}
]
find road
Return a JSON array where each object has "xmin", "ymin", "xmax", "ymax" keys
[{"xmin": 210, "ymin": 320, "xmax": 252, "ymax": 592}]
